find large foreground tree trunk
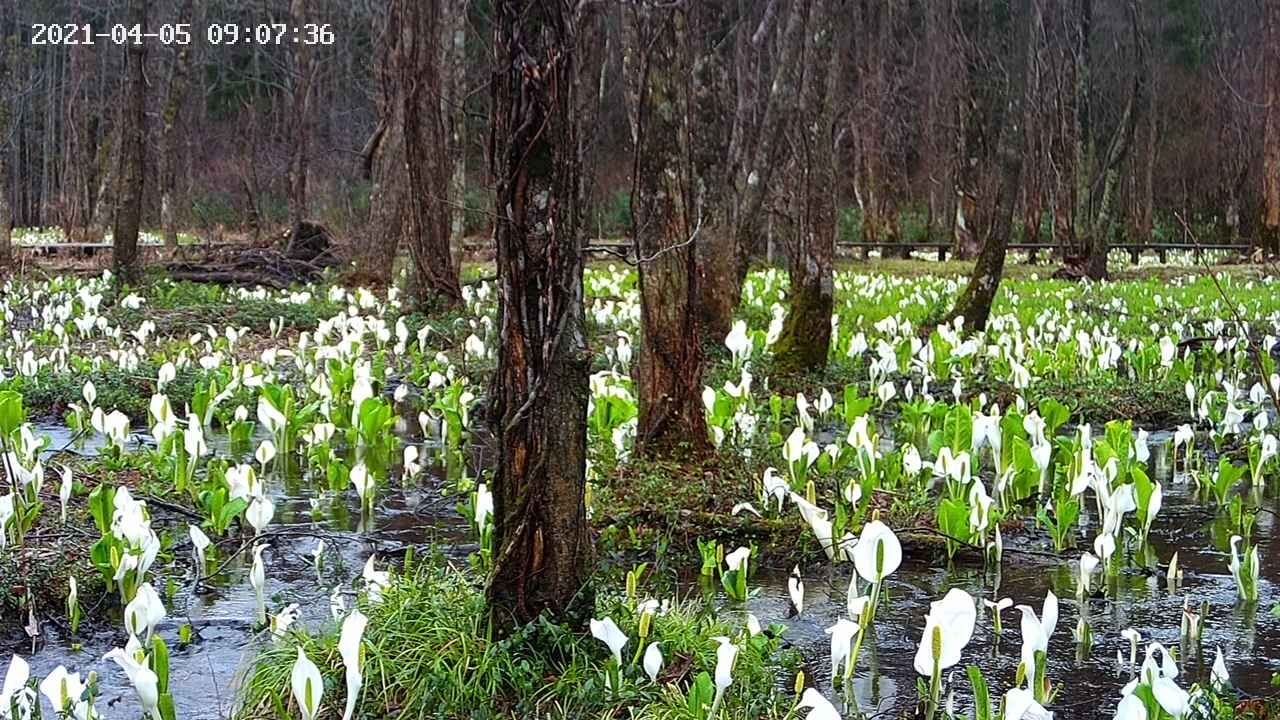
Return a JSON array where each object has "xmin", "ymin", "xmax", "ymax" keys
[
  {"xmin": 486, "ymin": 0, "xmax": 597, "ymax": 631},
  {"xmin": 942, "ymin": 0, "xmax": 1031, "ymax": 332},
  {"xmin": 112, "ymin": 0, "xmax": 147, "ymax": 285},
  {"xmin": 774, "ymin": 0, "xmax": 842, "ymax": 374},
  {"xmin": 625, "ymin": 1, "xmax": 712, "ymax": 456}
]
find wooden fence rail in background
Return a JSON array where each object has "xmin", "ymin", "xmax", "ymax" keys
[{"xmin": 835, "ymin": 241, "xmax": 1252, "ymax": 264}]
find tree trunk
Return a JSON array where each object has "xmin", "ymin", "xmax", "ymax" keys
[
  {"xmin": 851, "ymin": 0, "xmax": 899, "ymax": 255},
  {"xmin": 0, "ymin": 42, "xmax": 11, "ymax": 269},
  {"xmin": 1264, "ymin": 0, "xmax": 1280, "ymax": 254},
  {"xmin": 367, "ymin": 121, "xmax": 404, "ymax": 282},
  {"xmin": 447, "ymin": 0, "xmax": 468, "ymax": 247},
  {"xmin": 698, "ymin": 0, "xmax": 813, "ymax": 342},
  {"xmin": 367, "ymin": 0, "xmax": 462, "ymax": 307},
  {"xmin": 625, "ymin": 2, "xmax": 713, "ymax": 456},
  {"xmin": 774, "ymin": 0, "xmax": 842, "ymax": 374},
  {"xmin": 367, "ymin": 4, "xmax": 407, "ymax": 282},
  {"xmin": 1133, "ymin": 60, "xmax": 1156, "ymax": 246},
  {"xmin": 942, "ymin": 0, "xmax": 1032, "ymax": 332},
  {"xmin": 486, "ymin": 0, "xmax": 598, "ymax": 631},
  {"xmin": 112, "ymin": 0, "xmax": 147, "ymax": 285},
  {"xmin": 1080, "ymin": 1, "xmax": 1146, "ymax": 280},
  {"xmin": 922, "ymin": 0, "xmax": 958, "ymax": 245},
  {"xmin": 287, "ymin": 0, "xmax": 314, "ymax": 247},
  {"xmin": 0, "ymin": 158, "xmax": 9, "ymax": 269},
  {"xmin": 89, "ymin": 120, "xmax": 119, "ymax": 241},
  {"xmin": 401, "ymin": 0, "xmax": 461, "ymax": 308},
  {"xmin": 160, "ymin": 0, "xmax": 195, "ymax": 251}
]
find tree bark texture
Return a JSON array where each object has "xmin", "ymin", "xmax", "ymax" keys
[
  {"xmin": 850, "ymin": 0, "xmax": 899, "ymax": 249},
  {"xmin": 698, "ymin": 0, "xmax": 813, "ymax": 342},
  {"xmin": 447, "ymin": 0, "xmax": 468, "ymax": 245},
  {"xmin": 0, "ymin": 43, "xmax": 11, "ymax": 268},
  {"xmin": 774, "ymin": 0, "xmax": 842, "ymax": 373},
  {"xmin": 922, "ymin": 0, "xmax": 961, "ymax": 245},
  {"xmin": 367, "ymin": 0, "xmax": 462, "ymax": 307},
  {"xmin": 160, "ymin": 0, "xmax": 195, "ymax": 251},
  {"xmin": 400, "ymin": 0, "xmax": 462, "ymax": 307},
  {"xmin": 486, "ymin": 0, "xmax": 597, "ymax": 631},
  {"xmin": 625, "ymin": 1, "xmax": 714, "ymax": 456},
  {"xmin": 287, "ymin": 0, "xmax": 314, "ymax": 246},
  {"xmin": 1264, "ymin": 0, "xmax": 1280, "ymax": 253},
  {"xmin": 112, "ymin": 0, "xmax": 147, "ymax": 285},
  {"xmin": 1080, "ymin": 0, "xmax": 1147, "ymax": 280}
]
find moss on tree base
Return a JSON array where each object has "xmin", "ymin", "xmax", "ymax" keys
[{"xmin": 772, "ymin": 283, "xmax": 833, "ymax": 374}]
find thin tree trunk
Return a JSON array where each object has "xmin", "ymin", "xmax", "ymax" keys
[
  {"xmin": 0, "ymin": 41, "xmax": 11, "ymax": 268},
  {"xmin": 1264, "ymin": 0, "xmax": 1280, "ymax": 254},
  {"xmin": 0, "ymin": 157, "xmax": 9, "ymax": 268},
  {"xmin": 922, "ymin": 0, "xmax": 956, "ymax": 245},
  {"xmin": 447, "ymin": 0, "xmax": 468, "ymax": 247},
  {"xmin": 368, "ymin": 0, "xmax": 461, "ymax": 305},
  {"xmin": 0, "ymin": 146, "xmax": 10, "ymax": 269},
  {"xmin": 943, "ymin": 0, "xmax": 1032, "ymax": 332},
  {"xmin": 367, "ymin": 2, "xmax": 405, "ymax": 281},
  {"xmin": 774, "ymin": 0, "xmax": 842, "ymax": 373},
  {"xmin": 486, "ymin": 0, "xmax": 598, "ymax": 631},
  {"xmin": 1134, "ymin": 61, "xmax": 1156, "ymax": 246},
  {"xmin": 852, "ymin": 0, "xmax": 899, "ymax": 253},
  {"xmin": 112, "ymin": 0, "xmax": 147, "ymax": 285},
  {"xmin": 89, "ymin": 120, "xmax": 119, "ymax": 240},
  {"xmin": 1081, "ymin": 1, "xmax": 1146, "ymax": 280},
  {"xmin": 160, "ymin": 0, "xmax": 195, "ymax": 251},
  {"xmin": 287, "ymin": 0, "xmax": 314, "ymax": 246}
]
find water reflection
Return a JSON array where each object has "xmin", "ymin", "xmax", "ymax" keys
[
  {"xmin": 17, "ymin": 422, "xmax": 1280, "ymax": 718},
  {"xmin": 20, "ymin": 421, "xmax": 476, "ymax": 719}
]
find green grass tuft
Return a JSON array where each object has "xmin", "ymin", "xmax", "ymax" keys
[{"xmin": 237, "ymin": 560, "xmax": 799, "ymax": 720}]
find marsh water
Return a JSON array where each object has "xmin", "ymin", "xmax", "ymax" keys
[{"xmin": 12, "ymin": 425, "xmax": 1279, "ymax": 719}]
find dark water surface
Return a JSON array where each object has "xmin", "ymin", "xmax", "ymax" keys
[{"xmin": 14, "ymin": 425, "xmax": 1280, "ymax": 719}]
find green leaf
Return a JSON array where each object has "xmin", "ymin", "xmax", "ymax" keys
[
  {"xmin": 936, "ymin": 498, "xmax": 970, "ymax": 559},
  {"xmin": 967, "ymin": 665, "xmax": 991, "ymax": 720},
  {"xmin": 0, "ymin": 390, "xmax": 25, "ymax": 437},
  {"xmin": 151, "ymin": 636, "xmax": 171, "ymax": 694},
  {"xmin": 1038, "ymin": 397, "xmax": 1070, "ymax": 433},
  {"xmin": 88, "ymin": 484, "xmax": 115, "ymax": 535},
  {"xmin": 687, "ymin": 672, "xmax": 714, "ymax": 719},
  {"xmin": 217, "ymin": 497, "xmax": 249, "ymax": 528}
]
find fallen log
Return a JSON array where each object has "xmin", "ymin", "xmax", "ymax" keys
[{"xmin": 160, "ymin": 221, "xmax": 340, "ymax": 288}]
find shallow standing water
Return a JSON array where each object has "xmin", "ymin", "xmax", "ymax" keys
[
  {"xmin": 17, "ymin": 421, "xmax": 474, "ymax": 720},
  {"xmin": 740, "ymin": 439, "xmax": 1280, "ymax": 718},
  {"xmin": 12, "ymin": 425, "xmax": 1280, "ymax": 719}
]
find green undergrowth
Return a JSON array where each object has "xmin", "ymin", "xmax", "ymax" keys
[
  {"xmin": 238, "ymin": 559, "xmax": 799, "ymax": 720},
  {"xmin": 1018, "ymin": 373, "xmax": 1186, "ymax": 429},
  {"xmin": 127, "ymin": 277, "xmax": 345, "ymax": 334},
  {"xmin": 592, "ymin": 446, "xmax": 941, "ymax": 568},
  {"xmin": 7, "ymin": 361, "xmax": 209, "ymax": 423},
  {"xmin": 0, "ymin": 470, "xmax": 113, "ymax": 638},
  {"xmin": 1197, "ymin": 680, "xmax": 1280, "ymax": 720}
]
